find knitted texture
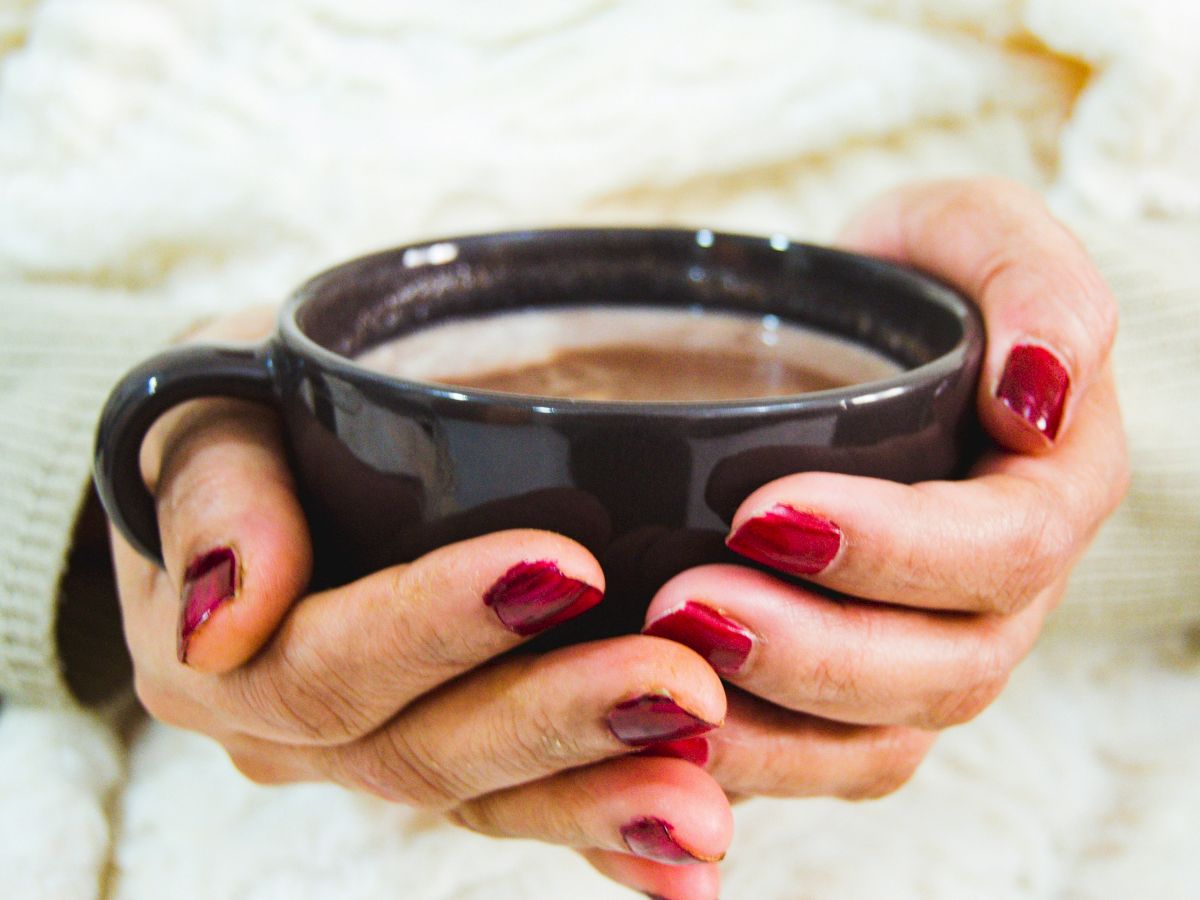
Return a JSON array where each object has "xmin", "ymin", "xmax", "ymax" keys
[{"xmin": 0, "ymin": 286, "xmax": 198, "ymax": 704}]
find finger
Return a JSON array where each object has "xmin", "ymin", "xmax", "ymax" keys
[
  {"xmin": 217, "ymin": 635, "xmax": 724, "ymax": 802},
  {"xmin": 220, "ymin": 529, "xmax": 605, "ymax": 744},
  {"xmin": 148, "ymin": 397, "xmax": 312, "ymax": 672},
  {"xmin": 838, "ymin": 177, "xmax": 1118, "ymax": 450},
  {"xmin": 313, "ymin": 636, "xmax": 725, "ymax": 805},
  {"xmin": 581, "ymin": 848, "xmax": 721, "ymax": 900},
  {"xmin": 643, "ymin": 567, "xmax": 1063, "ymax": 729},
  {"xmin": 705, "ymin": 689, "xmax": 936, "ymax": 800},
  {"xmin": 723, "ymin": 369, "xmax": 1126, "ymax": 613},
  {"xmin": 454, "ymin": 757, "xmax": 731, "ymax": 867}
]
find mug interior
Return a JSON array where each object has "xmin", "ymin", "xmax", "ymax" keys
[{"xmin": 288, "ymin": 228, "xmax": 973, "ymax": 397}]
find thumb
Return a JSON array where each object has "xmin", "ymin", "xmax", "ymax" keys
[
  {"xmin": 147, "ymin": 396, "xmax": 312, "ymax": 672},
  {"xmin": 837, "ymin": 178, "xmax": 1118, "ymax": 453}
]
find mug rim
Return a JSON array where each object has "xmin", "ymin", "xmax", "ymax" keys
[{"xmin": 276, "ymin": 227, "xmax": 982, "ymax": 420}]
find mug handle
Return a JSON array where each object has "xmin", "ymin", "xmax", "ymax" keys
[{"xmin": 93, "ymin": 343, "xmax": 278, "ymax": 565}]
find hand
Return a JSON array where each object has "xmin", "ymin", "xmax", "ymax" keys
[
  {"xmin": 112, "ymin": 310, "xmax": 732, "ymax": 900},
  {"xmin": 640, "ymin": 179, "xmax": 1129, "ymax": 804}
]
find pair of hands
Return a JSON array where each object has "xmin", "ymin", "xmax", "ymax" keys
[{"xmin": 112, "ymin": 180, "xmax": 1128, "ymax": 900}]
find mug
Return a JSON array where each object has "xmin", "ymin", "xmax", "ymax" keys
[{"xmin": 95, "ymin": 228, "xmax": 984, "ymax": 645}]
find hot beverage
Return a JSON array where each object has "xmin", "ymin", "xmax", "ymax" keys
[{"xmin": 356, "ymin": 306, "xmax": 901, "ymax": 402}]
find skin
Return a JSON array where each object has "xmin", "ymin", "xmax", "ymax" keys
[{"xmin": 110, "ymin": 179, "xmax": 1128, "ymax": 900}]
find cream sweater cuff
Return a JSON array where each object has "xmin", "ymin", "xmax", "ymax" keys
[{"xmin": 0, "ymin": 285, "xmax": 202, "ymax": 706}]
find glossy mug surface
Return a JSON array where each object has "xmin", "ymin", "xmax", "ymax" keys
[{"xmin": 95, "ymin": 228, "xmax": 984, "ymax": 645}]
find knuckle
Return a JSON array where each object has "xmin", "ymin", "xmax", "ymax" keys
[
  {"xmin": 919, "ymin": 623, "xmax": 1015, "ymax": 729},
  {"xmin": 926, "ymin": 671, "xmax": 1009, "ymax": 729},
  {"xmin": 923, "ymin": 177, "xmax": 1038, "ymax": 248},
  {"xmin": 384, "ymin": 566, "xmax": 475, "ymax": 674},
  {"xmin": 994, "ymin": 485, "xmax": 1073, "ymax": 612},
  {"xmin": 509, "ymin": 692, "xmax": 590, "ymax": 771},
  {"xmin": 156, "ymin": 446, "xmax": 228, "ymax": 524},
  {"xmin": 804, "ymin": 607, "xmax": 873, "ymax": 709},
  {"xmin": 848, "ymin": 728, "xmax": 935, "ymax": 800},
  {"xmin": 234, "ymin": 644, "xmax": 372, "ymax": 744},
  {"xmin": 807, "ymin": 655, "xmax": 861, "ymax": 709},
  {"xmin": 342, "ymin": 728, "xmax": 468, "ymax": 810}
]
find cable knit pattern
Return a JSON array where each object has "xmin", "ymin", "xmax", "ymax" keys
[{"xmin": 0, "ymin": 1, "xmax": 1198, "ymax": 897}]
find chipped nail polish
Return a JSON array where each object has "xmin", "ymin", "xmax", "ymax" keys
[
  {"xmin": 607, "ymin": 694, "xmax": 717, "ymax": 747},
  {"xmin": 483, "ymin": 560, "xmax": 603, "ymax": 636},
  {"xmin": 644, "ymin": 601, "xmax": 754, "ymax": 675},
  {"xmin": 726, "ymin": 504, "xmax": 841, "ymax": 575},
  {"xmin": 178, "ymin": 546, "xmax": 237, "ymax": 662},
  {"xmin": 621, "ymin": 816, "xmax": 722, "ymax": 865}
]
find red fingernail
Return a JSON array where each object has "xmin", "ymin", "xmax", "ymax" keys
[
  {"xmin": 178, "ymin": 546, "xmax": 237, "ymax": 663},
  {"xmin": 607, "ymin": 694, "xmax": 718, "ymax": 747},
  {"xmin": 726, "ymin": 504, "xmax": 841, "ymax": 575},
  {"xmin": 644, "ymin": 601, "xmax": 754, "ymax": 676},
  {"xmin": 996, "ymin": 343, "xmax": 1070, "ymax": 442},
  {"xmin": 483, "ymin": 560, "xmax": 603, "ymax": 636},
  {"xmin": 620, "ymin": 816, "xmax": 723, "ymax": 865},
  {"xmin": 636, "ymin": 736, "xmax": 710, "ymax": 767}
]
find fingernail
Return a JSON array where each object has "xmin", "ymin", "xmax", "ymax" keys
[
  {"xmin": 483, "ymin": 560, "xmax": 603, "ymax": 636},
  {"xmin": 636, "ymin": 736, "xmax": 710, "ymax": 767},
  {"xmin": 607, "ymin": 694, "xmax": 718, "ymax": 747},
  {"xmin": 726, "ymin": 504, "xmax": 841, "ymax": 575},
  {"xmin": 178, "ymin": 546, "xmax": 237, "ymax": 663},
  {"xmin": 996, "ymin": 343, "xmax": 1070, "ymax": 442},
  {"xmin": 620, "ymin": 816, "xmax": 723, "ymax": 865},
  {"xmin": 643, "ymin": 601, "xmax": 754, "ymax": 676}
]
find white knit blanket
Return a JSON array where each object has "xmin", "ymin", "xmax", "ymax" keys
[{"xmin": 2, "ymin": 1, "xmax": 1199, "ymax": 897}]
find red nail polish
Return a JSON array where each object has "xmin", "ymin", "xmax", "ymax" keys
[
  {"xmin": 483, "ymin": 560, "xmax": 603, "ymax": 636},
  {"xmin": 178, "ymin": 546, "xmax": 237, "ymax": 662},
  {"xmin": 636, "ymin": 736, "xmax": 710, "ymax": 767},
  {"xmin": 644, "ymin": 601, "xmax": 754, "ymax": 676},
  {"xmin": 620, "ymin": 816, "xmax": 722, "ymax": 865},
  {"xmin": 996, "ymin": 343, "xmax": 1070, "ymax": 441},
  {"xmin": 607, "ymin": 694, "xmax": 717, "ymax": 747},
  {"xmin": 726, "ymin": 504, "xmax": 841, "ymax": 575}
]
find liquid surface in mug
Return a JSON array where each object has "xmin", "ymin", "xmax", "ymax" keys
[{"xmin": 354, "ymin": 306, "xmax": 902, "ymax": 402}]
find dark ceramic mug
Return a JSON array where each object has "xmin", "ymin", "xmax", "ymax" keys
[{"xmin": 94, "ymin": 228, "xmax": 984, "ymax": 645}]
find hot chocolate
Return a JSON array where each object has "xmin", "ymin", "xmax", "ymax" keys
[{"xmin": 355, "ymin": 306, "xmax": 902, "ymax": 402}]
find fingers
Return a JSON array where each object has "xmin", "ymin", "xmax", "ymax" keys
[
  {"xmin": 704, "ymin": 690, "xmax": 937, "ymax": 800},
  {"xmin": 838, "ymin": 177, "xmax": 1118, "ymax": 450},
  {"xmin": 221, "ymin": 529, "xmax": 605, "ymax": 743},
  {"xmin": 286, "ymin": 636, "xmax": 725, "ymax": 803},
  {"xmin": 644, "ymin": 566, "xmax": 1059, "ymax": 729},
  {"xmin": 453, "ymin": 757, "xmax": 731, "ymax": 866},
  {"xmin": 723, "ymin": 369, "xmax": 1127, "ymax": 614},
  {"xmin": 221, "ymin": 743, "xmax": 730, "ymax": 898},
  {"xmin": 146, "ymin": 397, "xmax": 313, "ymax": 672}
]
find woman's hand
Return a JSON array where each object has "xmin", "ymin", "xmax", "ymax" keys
[
  {"xmin": 641, "ymin": 178, "xmax": 1130, "ymax": 803},
  {"xmin": 110, "ymin": 310, "xmax": 732, "ymax": 900}
]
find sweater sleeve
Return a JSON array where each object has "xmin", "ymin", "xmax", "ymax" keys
[
  {"xmin": 0, "ymin": 283, "xmax": 202, "ymax": 707},
  {"xmin": 1049, "ymin": 216, "xmax": 1200, "ymax": 637}
]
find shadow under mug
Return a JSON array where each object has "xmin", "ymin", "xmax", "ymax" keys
[{"xmin": 95, "ymin": 228, "xmax": 984, "ymax": 646}]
